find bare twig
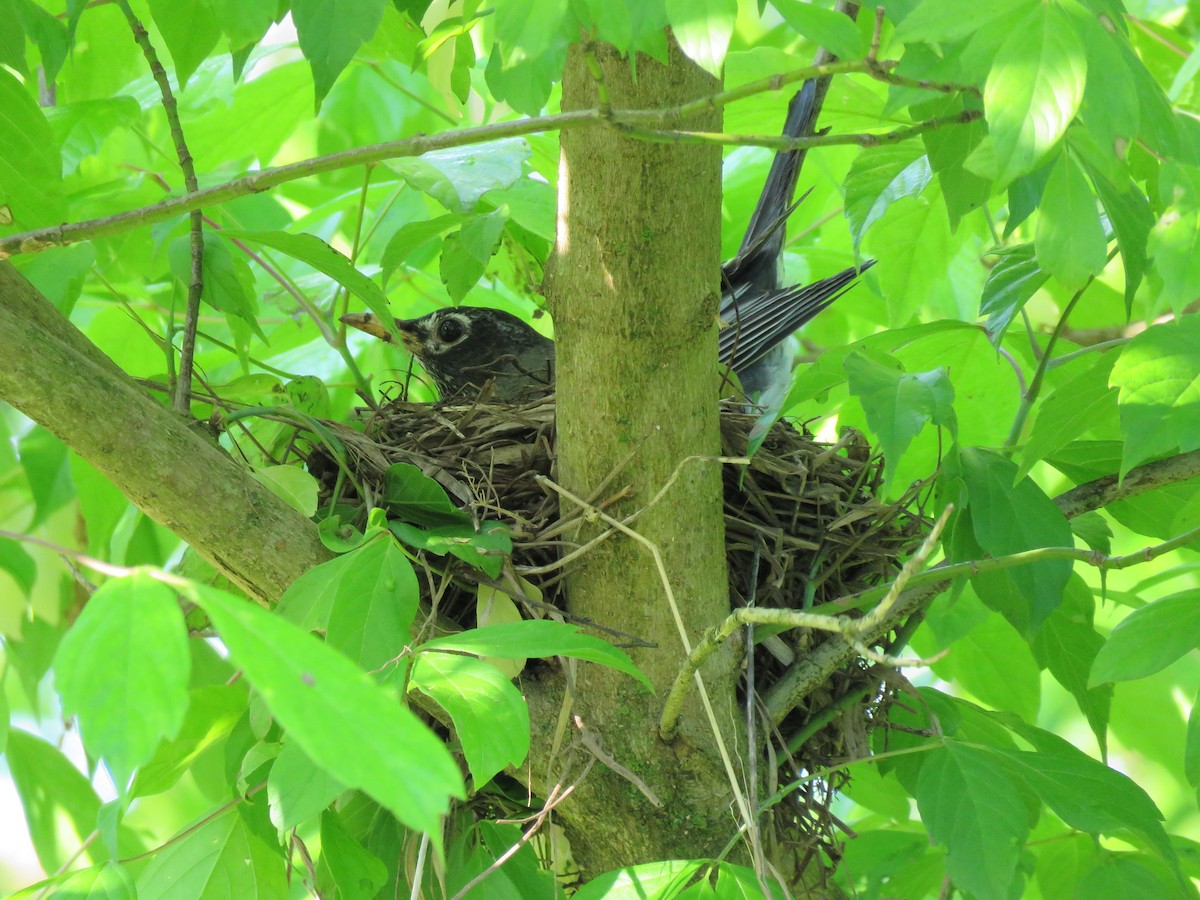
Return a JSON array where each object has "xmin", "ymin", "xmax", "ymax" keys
[{"xmin": 115, "ymin": 0, "xmax": 205, "ymax": 415}]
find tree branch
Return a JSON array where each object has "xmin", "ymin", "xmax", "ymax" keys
[{"xmin": 0, "ymin": 263, "xmax": 332, "ymax": 603}]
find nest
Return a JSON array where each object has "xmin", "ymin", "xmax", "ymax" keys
[{"xmin": 306, "ymin": 392, "xmax": 927, "ymax": 872}]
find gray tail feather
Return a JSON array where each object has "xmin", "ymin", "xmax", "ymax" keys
[{"xmin": 725, "ymin": 81, "xmax": 822, "ymax": 295}]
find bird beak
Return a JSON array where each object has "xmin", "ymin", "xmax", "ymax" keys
[{"xmin": 340, "ymin": 312, "xmax": 424, "ymax": 356}]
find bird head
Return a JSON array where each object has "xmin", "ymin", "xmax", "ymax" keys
[{"xmin": 341, "ymin": 307, "xmax": 555, "ymax": 401}]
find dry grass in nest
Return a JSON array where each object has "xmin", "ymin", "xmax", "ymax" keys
[{"xmin": 306, "ymin": 393, "xmax": 928, "ymax": 868}]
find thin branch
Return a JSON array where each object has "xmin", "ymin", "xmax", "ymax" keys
[
  {"xmin": 1054, "ymin": 448, "xmax": 1200, "ymax": 519},
  {"xmin": 115, "ymin": 0, "xmax": 205, "ymax": 415},
  {"xmin": 0, "ymin": 56, "xmax": 981, "ymax": 259}
]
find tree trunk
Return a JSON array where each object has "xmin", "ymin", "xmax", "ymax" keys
[{"xmin": 538, "ymin": 39, "xmax": 741, "ymax": 872}]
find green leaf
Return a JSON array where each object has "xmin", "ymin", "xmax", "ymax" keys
[
  {"xmin": 0, "ymin": 0, "xmax": 27, "ymax": 73},
  {"xmin": 994, "ymin": 724, "xmax": 1174, "ymax": 866},
  {"xmin": 190, "ymin": 583, "xmax": 463, "ymax": 836},
  {"xmin": 325, "ymin": 536, "xmax": 418, "ymax": 671},
  {"xmin": 1147, "ymin": 208, "xmax": 1200, "ymax": 313},
  {"xmin": 169, "ymin": 231, "xmax": 264, "ymax": 338},
  {"xmin": 769, "ymin": 0, "xmax": 864, "ymax": 59},
  {"xmin": 891, "ymin": 0, "xmax": 1033, "ymax": 43},
  {"xmin": 251, "ymin": 466, "xmax": 319, "ymax": 517},
  {"xmin": 1187, "ymin": 684, "xmax": 1200, "ymax": 797},
  {"xmin": 389, "ymin": 520, "xmax": 512, "ymax": 578},
  {"xmin": 665, "ymin": 0, "xmax": 736, "ymax": 77},
  {"xmin": 380, "ymin": 214, "xmax": 461, "ymax": 285},
  {"xmin": 381, "ymin": 462, "xmax": 470, "ymax": 526},
  {"xmin": 572, "ymin": 860, "xmax": 706, "ymax": 900},
  {"xmin": 136, "ymin": 809, "xmax": 289, "ymax": 899},
  {"xmin": 915, "ymin": 743, "xmax": 1030, "ymax": 900},
  {"xmin": 146, "ymin": 0, "xmax": 221, "ymax": 89},
  {"xmin": 978, "ymin": 3, "xmax": 1086, "ymax": 185},
  {"xmin": 410, "ymin": 651, "xmax": 530, "ymax": 787},
  {"xmin": 43, "ymin": 97, "xmax": 141, "ymax": 174},
  {"xmin": 14, "ymin": 0, "xmax": 68, "ymax": 83},
  {"xmin": 133, "ymin": 683, "xmax": 247, "ymax": 797},
  {"xmin": 844, "ymin": 348, "xmax": 955, "ymax": 490},
  {"xmin": 844, "ymin": 144, "xmax": 932, "ymax": 254},
  {"xmin": 319, "ymin": 809, "xmax": 388, "ymax": 898},
  {"xmin": 0, "ymin": 535, "xmax": 37, "ymax": 597},
  {"xmin": 220, "ymin": 228, "xmax": 393, "ymax": 330},
  {"xmin": 6, "ymin": 729, "xmax": 105, "ymax": 872},
  {"xmin": 1110, "ymin": 318, "xmax": 1200, "ymax": 476},
  {"xmin": 959, "ymin": 448, "xmax": 1073, "ymax": 634},
  {"xmin": 575, "ymin": 0, "xmax": 668, "ymax": 61},
  {"xmin": 392, "ymin": 138, "xmax": 531, "ymax": 213},
  {"xmin": 52, "ymin": 862, "xmax": 137, "ymax": 900},
  {"xmin": 419, "ymin": 620, "xmax": 652, "ymax": 690},
  {"xmin": 268, "ymin": 740, "xmax": 347, "ymax": 833},
  {"xmin": 440, "ymin": 206, "xmax": 509, "ymax": 302},
  {"xmin": 1030, "ymin": 575, "xmax": 1111, "ymax": 755},
  {"xmin": 1076, "ymin": 854, "xmax": 1188, "ymax": 900},
  {"xmin": 1017, "ymin": 352, "xmax": 1118, "ymax": 479},
  {"xmin": 278, "ymin": 535, "xmax": 418, "ymax": 644},
  {"xmin": 1084, "ymin": 164, "xmax": 1152, "ymax": 312},
  {"xmin": 293, "ymin": 0, "xmax": 388, "ymax": 109},
  {"xmin": 1089, "ymin": 590, "xmax": 1200, "ymax": 686},
  {"xmin": 54, "ymin": 572, "xmax": 190, "ymax": 785},
  {"xmin": 1035, "ymin": 151, "xmax": 1108, "ymax": 292},
  {"xmin": 0, "ymin": 67, "xmax": 66, "ymax": 231},
  {"xmin": 208, "ymin": 0, "xmax": 279, "ymax": 50},
  {"xmin": 922, "ymin": 97, "xmax": 991, "ymax": 230}
]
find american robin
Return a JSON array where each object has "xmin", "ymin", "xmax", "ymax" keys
[{"xmin": 344, "ymin": 81, "xmax": 872, "ymax": 402}]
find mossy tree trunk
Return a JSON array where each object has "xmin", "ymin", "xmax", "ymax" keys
[{"xmin": 537, "ymin": 39, "xmax": 744, "ymax": 872}]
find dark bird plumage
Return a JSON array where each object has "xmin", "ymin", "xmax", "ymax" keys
[{"xmin": 344, "ymin": 80, "xmax": 872, "ymax": 402}]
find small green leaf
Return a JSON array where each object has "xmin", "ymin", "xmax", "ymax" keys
[
  {"xmin": 146, "ymin": 0, "xmax": 221, "ymax": 88},
  {"xmin": 0, "ymin": 67, "xmax": 66, "ymax": 231},
  {"xmin": 845, "ymin": 348, "xmax": 955, "ymax": 490},
  {"xmin": 6, "ymin": 729, "xmax": 105, "ymax": 872},
  {"xmin": 440, "ymin": 206, "xmax": 509, "ymax": 302},
  {"xmin": 278, "ymin": 535, "xmax": 418, "ymax": 646},
  {"xmin": 220, "ymin": 228, "xmax": 393, "ymax": 331},
  {"xmin": 844, "ymin": 144, "xmax": 932, "ymax": 253},
  {"xmin": 994, "ymin": 724, "xmax": 1174, "ymax": 866},
  {"xmin": 572, "ymin": 860, "xmax": 706, "ymax": 900},
  {"xmin": 380, "ymin": 214, "xmax": 461, "ymax": 285},
  {"xmin": 1030, "ymin": 575, "xmax": 1110, "ymax": 755},
  {"xmin": 915, "ymin": 743, "xmax": 1029, "ymax": 900},
  {"xmin": 319, "ymin": 809, "xmax": 388, "ymax": 898},
  {"xmin": 190, "ymin": 583, "xmax": 463, "ymax": 836},
  {"xmin": 132, "ymin": 684, "xmax": 246, "ymax": 797},
  {"xmin": 1035, "ymin": 152, "xmax": 1108, "ymax": 292},
  {"xmin": 410, "ymin": 652, "xmax": 530, "ymax": 787},
  {"xmin": 393, "ymin": 138, "xmax": 531, "ymax": 213},
  {"xmin": 959, "ymin": 449, "xmax": 1073, "ymax": 634},
  {"xmin": 293, "ymin": 0, "xmax": 388, "ymax": 109},
  {"xmin": 136, "ymin": 809, "xmax": 289, "ymax": 898},
  {"xmin": 169, "ymin": 231, "xmax": 265, "ymax": 338},
  {"xmin": 251, "ymin": 466, "xmax": 319, "ymax": 517},
  {"xmin": 325, "ymin": 536, "xmax": 419, "ymax": 671},
  {"xmin": 1110, "ymin": 318, "xmax": 1200, "ymax": 476},
  {"xmin": 1085, "ymin": 166, "xmax": 1152, "ymax": 312},
  {"xmin": 1089, "ymin": 590, "xmax": 1200, "ymax": 686},
  {"xmin": 268, "ymin": 740, "xmax": 347, "ymax": 832},
  {"xmin": 892, "ymin": 0, "xmax": 1032, "ymax": 42},
  {"xmin": 1147, "ymin": 209, "xmax": 1200, "ymax": 313},
  {"xmin": 381, "ymin": 462, "xmax": 470, "ymax": 526},
  {"xmin": 665, "ymin": 0, "xmax": 736, "ymax": 77},
  {"xmin": 54, "ymin": 572, "xmax": 190, "ymax": 785},
  {"xmin": 769, "ymin": 0, "xmax": 865, "ymax": 59},
  {"xmin": 390, "ymin": 521, "xmax": 511, "ymax": 578},
  {"xmin": 978, "ymin": 3, "xmax": 1086, "ymax": 184},
  {"xmin": 1017, "ymin": 353, "xmax": 1118, "ymax": 479},
  {"xmin": 979, "ymin": 244, "xmax": 1048, "ymax": 344},
  {"xmin": 420, "ymin": 620, "xmax": 652, "ymax": 690},
  {"xmin": 14, "ymin": 0, "xmax": 68, "ymax": 83}
]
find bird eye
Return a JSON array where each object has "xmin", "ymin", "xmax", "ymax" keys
[{"xmin": 437, "ymin": 317, "xmax": 465, "ymax": 343}]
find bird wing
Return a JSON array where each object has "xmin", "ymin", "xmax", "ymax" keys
[{"xmin": 717, "ymin": 260, "xmax": 875, "ymax": 372}]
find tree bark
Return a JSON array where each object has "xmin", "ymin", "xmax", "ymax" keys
[
  {"xmin": 0, "ymin": 262, "xmax": 332, "ymax": 603},
  {"xmin": 539, "ymin": 39, "xmax": 741, "ymax": 872}
]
